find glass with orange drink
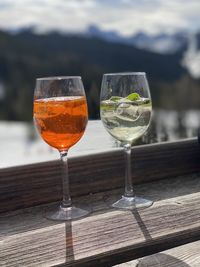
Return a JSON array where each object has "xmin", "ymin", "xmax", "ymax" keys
[{"xmin": 33, "ymin": 77, "xmax": 89, "ymax": 221}]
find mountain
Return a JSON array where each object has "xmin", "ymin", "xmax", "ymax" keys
[
  {"xmin": 87, "ymin": 25, "xmax": 188, "ymax": 54},
  {"xmin": 0, "ymin": 29, "xmax": 186, "ymax": 83},
  {"xmin": 0, "ymin": 30, "xmax": 199, "ymax": 121},
  {"xmin": 87, "ymin": 25, "xmax": 123, "ymax": 43},
  {"xmin": 129, "ymin": 32, "xmax": 188, "ymax": 54},
  {"xmin": 87, "ymin": 25, "xmax": 200, "ymax": 78}
]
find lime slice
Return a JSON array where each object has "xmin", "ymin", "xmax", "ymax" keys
[{"xmin": 126, "ymin": 93, "xmax": 140, "ymax": 101}]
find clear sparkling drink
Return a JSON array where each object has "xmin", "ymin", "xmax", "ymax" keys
[{"xmin": 100, "ymin": 97, "xmax": 152, "ymax": 143}]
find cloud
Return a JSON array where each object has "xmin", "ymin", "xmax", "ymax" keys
[{"xmin": 0, "ymin": 0, "xmax": 199, "ymax": 35}]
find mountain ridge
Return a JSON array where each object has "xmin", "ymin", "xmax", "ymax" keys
[{"xmin": 86, "ymin": 25, "xmax": 190, "ymax": 54}]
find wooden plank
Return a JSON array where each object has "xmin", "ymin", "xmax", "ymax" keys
[
  {"xmin": 1, "ymin": 173, "xmax": 200, "ymax": 267},
  {"xmin": 137, "ymin": 240, "xmax": 200, "ymax": 267},
  {"xmin": 1, "ymin": 138, "xmax": 200, "ymax": 213},
  {"xmin": 114, "ymin": 261, "xmax": 138, "ymax": 267},
  {"xmin": 115, "ymin": 240, "xmax": 200, "ymax": 267}
]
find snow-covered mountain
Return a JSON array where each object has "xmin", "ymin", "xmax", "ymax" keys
[
  {"xmin": 87, "ymin": 25, "xmax": 188, "ymax": 54},
  {"xmin": 129, "ymin": 32, "xmax": 188, "ymax": 54},
  {"xmin": 87, "ymin": 25, "xmax": 200, "ymax": 78},
  {"xmin": 12, "ymin": 25, "xmax": 200, "ymax": 79},
  {"xmin": 87, "ymin": 25, "xmax": 122, "ymax": 43}
]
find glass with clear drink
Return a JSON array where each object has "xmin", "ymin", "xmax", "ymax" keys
[{"xmin": 100, "ymin": 72, "xmax": 153, "ymax": 209}]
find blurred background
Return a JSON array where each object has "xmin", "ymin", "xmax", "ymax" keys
[{"xmin": 0, "ymin": 0, "xmax": 200, "ymax": 167}]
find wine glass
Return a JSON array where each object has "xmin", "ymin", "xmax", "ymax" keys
[
  {"xmin": 100, "ymin": 72, "xmax": 153, "ymax": 209},
  {"xmin": 33, "ymin": 76, "xmax": 90, "ymax": 220}
]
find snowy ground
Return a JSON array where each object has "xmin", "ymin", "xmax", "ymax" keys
[
  {"xmin": 0, "ymin": 120, "xmax": 116, "ymax": 168},
  {"xmin": 0, "ymin": 110, "xmax": 199, "ymax": 168}
]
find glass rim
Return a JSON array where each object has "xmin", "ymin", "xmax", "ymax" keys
[
  {"xmin": 36, "ymin": 76, "xmax": 82, "ymax": 81},
  {"xmin": 103, "ymin": 72, "xmax": 146, "ymax": 76}
]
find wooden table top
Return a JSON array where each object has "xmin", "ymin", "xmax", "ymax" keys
[{"xmin": 1, "ymin": 173, "xmax": 200, "ymax": 267}]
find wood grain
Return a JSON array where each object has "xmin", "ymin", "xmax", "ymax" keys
[
  {"xmin": 1, "ymin": 173, "xmax": 200, "ymax": 267},
  {"xmin": 115, "ymin": 241, "xmax": 200, "ymax": 267},
  {"xmin": 1, "ymin": 138, "xmax": 200, "ymax": 213}
]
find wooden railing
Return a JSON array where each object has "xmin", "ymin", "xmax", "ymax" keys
[{"xmin": 1, "ymin": 138, "xmax": 200, "ymax": 266}]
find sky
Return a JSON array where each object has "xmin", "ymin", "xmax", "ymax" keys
[{"xmin": 0, "ymin": 0, "xmax": 199, "ymax": 36}]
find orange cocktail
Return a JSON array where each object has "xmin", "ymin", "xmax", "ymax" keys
[{"xmin": 34, "ymin": 96, "xmax": 88, "ymax": 151}]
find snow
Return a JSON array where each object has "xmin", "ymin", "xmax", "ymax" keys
[
  {"xmin": 0, "ymin": 121, "xmax": 116, "ymax": 168},
  {"xmin": 0, "ymin": 113, "xmax": 199, "ymax": 168}
]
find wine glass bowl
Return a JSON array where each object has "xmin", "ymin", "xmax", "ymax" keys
[
  {"xmin": 100, "ymin": 72, "xmax": 153, "ymax": 209},
  {"xmin": 33, "ymin": 76, "xmax": 90, "ymax": 220}
]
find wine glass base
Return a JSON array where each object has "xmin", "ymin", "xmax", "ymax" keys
[
  {"xmin": 110, "ymin": 195, "xmax": 153, "ymax": 210},
  {"xmin": 45, "ymin": 204, "xmax": 90, "ymax": 221}
]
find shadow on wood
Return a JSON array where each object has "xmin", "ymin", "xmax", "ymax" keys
[
  {"xmin": 138, "ymin": 253, "xmax": 191, "ymax": 267},
  {"xmin": 65, "ymin": 222, "xmax": 74, "ymax": 264},
  {"xmin": 131, "ymin": 209, "xmax": 152, "ymax": 242}
]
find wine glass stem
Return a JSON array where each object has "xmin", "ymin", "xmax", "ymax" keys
[
  {"xmin": 60, "ymin": 151, "xmax": 72, "ymax": 208},
  {"xmin": 124, "ymin": 143, "xmax": 135, "ymax": 198}
]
